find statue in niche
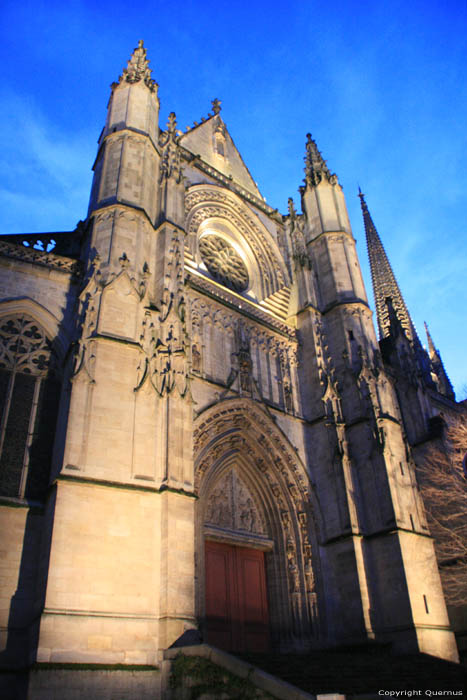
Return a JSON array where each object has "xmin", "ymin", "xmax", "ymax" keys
[
  {"xmin": 237, "ymin": 320, "xmax": 252, "ymax": 393},
  {"xmin": 283, "ymin": 376, "xmax": 293, "ymax": 413},
  {"xmin": 239, "ymin": 497, "xmax": 257, "ymax": 532},
  {"xmin": 239, "ymin": 349, "xmax": 252, "ymax": 392},
  {"xmin": 192, "ymin": 343, "xmax": 201, "ymax": 373}
]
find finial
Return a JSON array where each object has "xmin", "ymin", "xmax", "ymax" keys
[
  {"xmin": 167, "ymin": 112, "xmax": 177, "ymax": 134},
  {"xmin": 211, "ymin": 98, "xmax": 222, "ymax": 115},
  {"xmin": 287, "ymin": 197, "xmax": 296, "ymax": 219},
  {"xmin": 358, "ymin": 187, "xmax": 369, "ymax": 212},
  {"xmin": 117, "ymin": 40, "xmax": 158, "ymax": 92}
]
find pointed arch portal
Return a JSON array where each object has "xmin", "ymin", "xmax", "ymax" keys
[{"xmin": 193, "ymin": 398, "xmax": 322, "ymax": 652}]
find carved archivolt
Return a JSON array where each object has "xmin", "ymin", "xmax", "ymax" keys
[{"xmin": 185, "ymin": 185, "xmax": 289, "ymax": 299}]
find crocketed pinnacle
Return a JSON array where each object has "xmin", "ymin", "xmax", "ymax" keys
[
  {"xmin": 304, "ymin": 133, "xmax": 337, "ymax": 187},
  {"xmin": 117, "ymin": 39, "xmax": 158, "ymax": 92},
  {"xmin": 359, "ymin": 188, "xmax": 416, "ymax": 342},
  {"xmin": 423, "ymin": 321, "xmax": 455, "ymax": 399},
  {"xmin": 424, "ymin": 321, "xmax": 437, "ymax": 358}
]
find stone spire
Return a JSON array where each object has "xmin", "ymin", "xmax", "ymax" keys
[
  {"xmin": 116, "ymin": 39, "xmax": 158, "ymax": 92},
  {"xmin": 304, "ymin": 133, "xmax": 338, "ymax": 187},
  {"xmin": 359, "ymin": 188, "xmax": 416, "ymax": 342}
]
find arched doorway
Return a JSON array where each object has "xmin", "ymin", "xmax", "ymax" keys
[
  {"xmin": 194, "ymin": 399, "xmax": 322, "ymax": 653},
  {"xmin": 203, "ymin": 465, "xmax": 271, "ymax": 652}
]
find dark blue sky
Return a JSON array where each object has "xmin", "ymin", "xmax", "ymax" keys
[{"xmin": 1, "ymin": 0, "xmax": 466, "ymax": 394}]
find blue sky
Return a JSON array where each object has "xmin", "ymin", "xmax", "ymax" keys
[{"xmin": 1, "ymin": 0, "xmax": 466, "ymax": 396}]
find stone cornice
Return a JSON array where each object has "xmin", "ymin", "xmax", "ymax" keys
[
  {"xmin": 307, "ymin": 229, "xmax": 356, "ymax": 245},
  {"xmin": 322, "ymin": 298, "xmax": 370, "ymax": 315},
  {"xmin": 57, "ymin": 473, "xmax": 197, "ymax": 497},
  {"xmin": 93, "ymin": 125, "xmax": 161, "ymax": 171}
]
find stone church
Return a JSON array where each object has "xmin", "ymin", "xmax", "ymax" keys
[{"xmin": 0, "ymin": 40, "xmax": 463, "ymax": 693}]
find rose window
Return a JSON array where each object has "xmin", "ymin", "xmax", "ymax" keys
[{"xmin": 199, "ymin": 235, "xmax": 249, "ymax": 292}]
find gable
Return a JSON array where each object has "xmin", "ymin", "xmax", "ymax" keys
[{"xmin": 180, "ymin": 116, "xmax": 263, "ymax": 199}]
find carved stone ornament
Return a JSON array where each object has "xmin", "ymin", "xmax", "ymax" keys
[
  {"xmin": 287, "ymin": 197, "xmax": 312, "ymax": 271},
  {"xmin": 0, "ymin": 316, "xmax": 55, "ymax": 376},
  {"xmin": 211, "ymin": 98, "xmax": 222, "ymax": 115},
  {"xmin": 135, "ymin": 231, "xmax": 189, "ymax": 398},
  {"xmin": 205, "ymin": 468, "xmax": 265, "ymax": 534},
  {"xmin": 199, "ymin": 235, "xmax": 249, "ymax": 293},
  {"xmin": 304, "ymin": 133, "xmax": 338, "ymax": 187},
  {"xmin": 159, "ymin": 112, "xmax": 183, "ymax": 183},
  {"xmin": 116, "ymin": 39, "xmax": 157, "ymax": 92}
]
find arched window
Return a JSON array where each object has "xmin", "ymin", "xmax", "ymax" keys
[{"xmin": 0, "ymin": 315, "xmax": 61, "ymax": 500}]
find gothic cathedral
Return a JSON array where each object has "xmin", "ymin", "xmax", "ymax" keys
[{"xmin": 0, "ymin": 41, "xmax": 463, "ymax": 694}]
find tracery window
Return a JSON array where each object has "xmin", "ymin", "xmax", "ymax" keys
[
  {"xmin": 199, "ymin": 235, "xmax": 249, "ymax": 293},
  {"xmin": 0, "ymin": 315, "xmax": 60, "ymax": 500}
]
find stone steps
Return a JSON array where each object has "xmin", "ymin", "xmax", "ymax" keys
[{"xmin": 239, "ymin": 648, "xmax": 467, "ymax": 697}]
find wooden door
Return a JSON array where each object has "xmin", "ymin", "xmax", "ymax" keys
[{"xmin": 204, "ymin": 540, "xmax": 270, "ymax": 652}]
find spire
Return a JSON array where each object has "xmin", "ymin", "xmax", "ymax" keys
[
  {"xmin": 116, "ymin": 39, "xmax": 158, "ymax": 92},
  {"xmin": 359, "ymin": 188, "xmax": 417, "ymax": 342},
  {"xmin": 304, "ymin": 133, "xmax": 338, "ymax": 187}
]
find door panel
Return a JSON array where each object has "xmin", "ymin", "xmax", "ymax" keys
[
  {"xmin": 237, "ymin": 547, "xmax": 269, "ymax": 652},
  {"xmin": 205, "ymin": 544, "xmax": 235, "ymax": 650},
  {"xmin": 205, "ymin": 541, "xmax": 269, "ymax": 652}
]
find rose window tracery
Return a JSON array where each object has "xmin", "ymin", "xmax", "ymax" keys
[{"xmin": 199, "ymin": 235, "xmax": 249, "ymax": 293}]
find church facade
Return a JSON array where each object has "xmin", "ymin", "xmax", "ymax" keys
[{"xmin": 0, "ymin": 41, "xmax": 463, "ymax": 687}]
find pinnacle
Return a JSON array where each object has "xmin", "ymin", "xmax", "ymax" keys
[
  {"xmin": 424, "ymin": 321, "xmax": 437, "ymax": 357},
  {"xmin": 117, "ymin": 39, "xmax": 158, "ymax": 92},
  {"xmin": 303, "ymin": 133, "xmax": 336, "ymax": 187}
]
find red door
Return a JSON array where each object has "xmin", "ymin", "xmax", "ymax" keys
[{"xmin": 204, "ymin": 540, "xmax": 270, "ymax": 652}]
